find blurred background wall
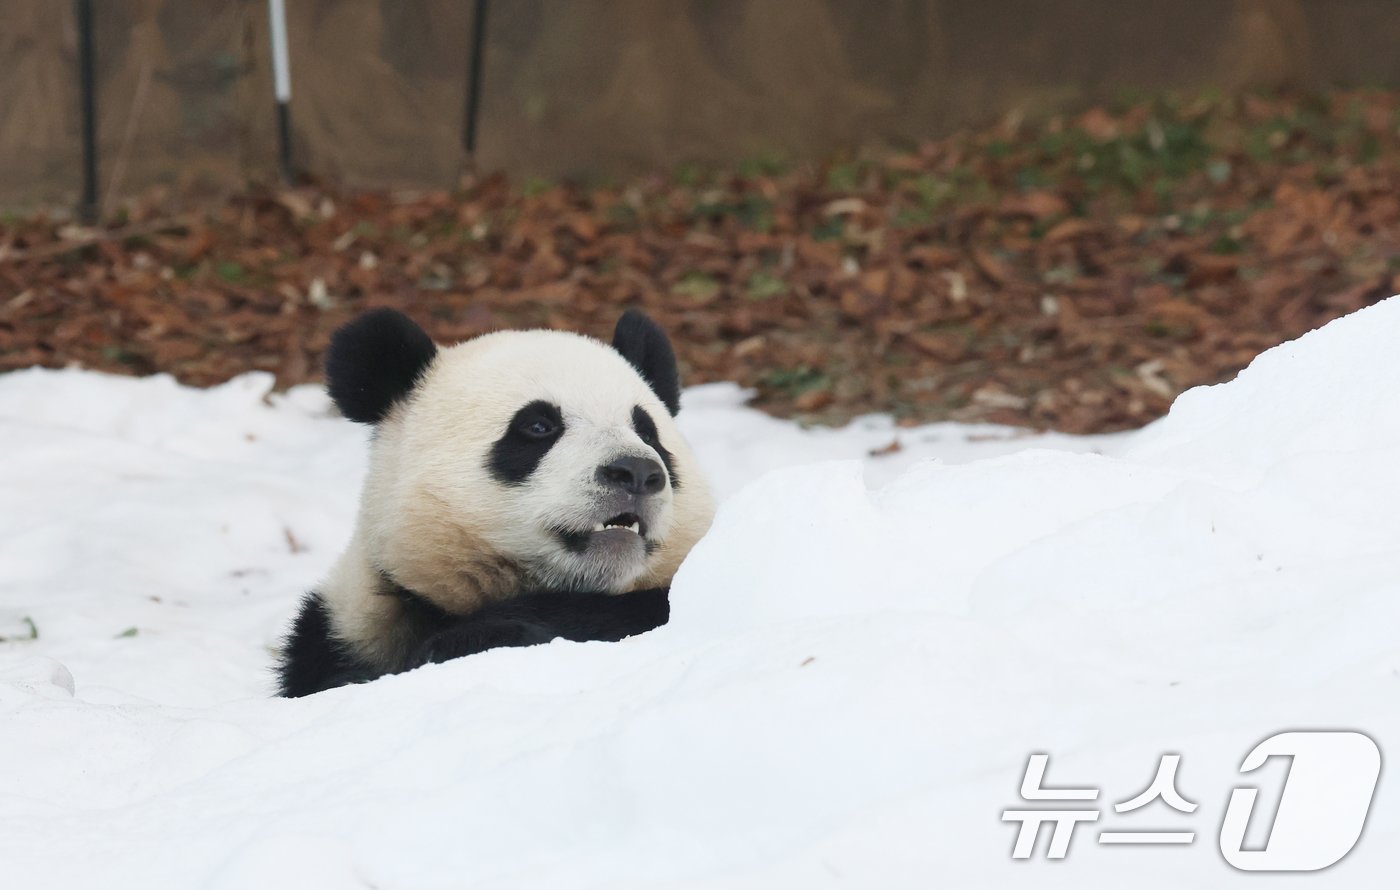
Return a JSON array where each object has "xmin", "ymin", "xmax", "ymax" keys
[{"xmin": 5, "ymin": 0, "xmax": 1400, "ymax": 207}]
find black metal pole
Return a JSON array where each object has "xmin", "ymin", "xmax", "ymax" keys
[
  {"xmin": 462, "ymin": 0, "xmax": 490, "ymax": 163},
  {"xmin": 75, "ymin": 0, "xmax": 98, "ymax": 222},
  {"xmin": 276, "ymin": 99, "xmax": 293, "ymax": 184}
]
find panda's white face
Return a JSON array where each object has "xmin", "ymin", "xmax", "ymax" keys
[{"xmin": 359, "ymin": 329, "xmax": 709, "ymax": 604}]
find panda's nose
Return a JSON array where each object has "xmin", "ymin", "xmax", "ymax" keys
[{"xmin": 597, "ymin": 456, "xmax": 666, "ymax": 496}]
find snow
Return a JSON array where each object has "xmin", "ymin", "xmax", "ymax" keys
[{"xmin": 2, "ymin": 301, "xmax": 1398, "ymax": 888}]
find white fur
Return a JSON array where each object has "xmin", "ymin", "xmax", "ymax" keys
[{"xmin": 320, "ymin": 329, "xmax": 715, "ymax": 666}]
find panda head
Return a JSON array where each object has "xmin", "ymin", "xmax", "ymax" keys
[{"xmin": 325, "ymin": 308, "xmax": 714, "ymax": 610}]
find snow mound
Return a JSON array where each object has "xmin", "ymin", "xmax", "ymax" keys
[
  {"xmin": 1129, "ymin": 299, "xmax": 1400, "ymax": 474},
  {"xmin": 2, "ymin": 301, "xmax": 1399, "ymax": 888}
]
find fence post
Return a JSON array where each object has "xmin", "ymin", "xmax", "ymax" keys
[
  {"xmin": 74, "ymin": 0, "xmax": 98, "ymax": 222},
  {"xmin": 462, "ymin": 0, "xmax": 490, "ymax": 169},
  {"xmin": 268, "ymin": 0, "xmax": 294, "ymax": 184}
]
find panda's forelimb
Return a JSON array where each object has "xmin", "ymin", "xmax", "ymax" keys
[
  {"xmin": 411, "ymin": 587, "xmax": 670, "ymax": 668},
  {"xmin": 277, "ymin": 585, "xmax": 670, "ymax": 696},
  {"xmin": 276, "ymin": 592, "xmax": 382, "ymax": 697}
]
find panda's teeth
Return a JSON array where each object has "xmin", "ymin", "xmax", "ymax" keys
[{"xmin": 594, "ymin": 513, "xmax": 642, "ymax": 535}]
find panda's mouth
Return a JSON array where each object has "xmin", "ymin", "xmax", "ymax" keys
[
  {"xmin": 553, "ymin": 511, "xmax": 650, "ymax": 553},
  {"xmin": 592, "ymin": 512, "xmax": 644, "ymax": 536}
]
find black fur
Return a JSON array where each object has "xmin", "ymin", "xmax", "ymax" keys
[
  {"xmin": 410, "ymin": 588, "xmax": 670, "ymax": 666},
  {"xmin": 325, "ymin": 308, "xmax": 438, "ymax": 424},
  {"xmin": 488, "ymin": 400, "xmax": 565, "ymax": 484},
  {"xmin": 275, "ymin": 593, "xmax": 380, "ymax": 697},
  {"xmin": 612, "ymin": 310, "xmax": 681, "ymax": 416},
  {"xmin": 276, "ymin": 583, "xmax": 670, "ymax": 697},
  {"xmin": 632, "ymin": 405, "xmax": 679, "ymax": 489},
  {"xmin": 554, "ymin": 527, "xmax": 593, "ymax": 554}
]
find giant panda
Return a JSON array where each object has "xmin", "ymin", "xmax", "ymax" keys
[{"xmin": 276, "ymin": 308, "xmax": 715, "ymax": 696}]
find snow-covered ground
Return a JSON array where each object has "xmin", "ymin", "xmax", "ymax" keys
[{"xmin": 2, "ymin": 301, "xmax": 1397, "ymax": 888}]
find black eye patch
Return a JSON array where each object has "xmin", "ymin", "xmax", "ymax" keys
[
  {"xmin": 632, "ymin": 405, "xmax": 679, "ymax": 489},
  {"xmin": 489, "ymin": 401, "xmax": 565, "ymax": 485}
]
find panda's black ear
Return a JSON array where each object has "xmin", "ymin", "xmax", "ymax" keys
[
  {"xmin": 325, "ymin": 308, "xmax": 437, "ymax": 424},
  {"xmin": 612, "ymin": 309, "xmax": 681, "ymax": 416}
]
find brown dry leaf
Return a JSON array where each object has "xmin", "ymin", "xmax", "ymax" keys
[
  {"xmin": 794, "ymin": 388, "xmax": 834, "ymax": 412},
  {"xmin": 1006, "ymin": 190, "xmax": 1069, "ymax": 221},
  {"xmin": 859, "ymin": 268, "xmax": 890, "ymax": 297},
  {"xmin": 907, "ymin": 332, "xmax": 966, "ymax": 362},
  {"xmin": 839, "ymin": 288, "xmax": 882, "ymax": 321},
  {"xmin": 868, "ymin": 438, "xmax": 903, "ymax": 457},
  {"xmin": 906, "ymin": 244, "xmax": 959, "ymax": 270},
  {"xmin": 567, "ymin": 214, "xmax": 600, "ymax": 242},
  {"xmin": 1043, "ymin": 218, "xmax": 1099, "ymax": 243},
  {"xmin": 1077, "ymin": 106, "xmax": 1121, "ymax": 141},
  {"xmin": 969, "ymin": 248, "xmax": 1009, "ymax": 286},
  {"xmin": 1186, "ymin": 255, "xmax": 1240, "ymax": 286}
]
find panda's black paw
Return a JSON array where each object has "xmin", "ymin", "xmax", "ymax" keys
[
  {"xmin": 410, "ymin": 587, "xmax": 671, "ymax": 668},
  {"xmin": 593, "ymin": 587, "xmax": 670, "ymax": 638},
  {"xmin": 505, "ymin": 587, "xmax": 670, "ymax": 643},
  {"xmin": 277, "ymin": 592, "xmax": 383, "ymax": 697},
  {"xmin": 413, "ymin": 618, "xmax": 557, "ymax": 666}
]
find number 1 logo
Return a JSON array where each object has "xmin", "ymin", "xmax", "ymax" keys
[{"xmin": 1219, "ymin": 731, "xmax": 1381, "ymax": 872}]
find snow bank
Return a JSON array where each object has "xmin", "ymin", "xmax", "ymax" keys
[{"xmin": 2, "ymin": 302, "xmax": 1398, "ymax": 888}]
